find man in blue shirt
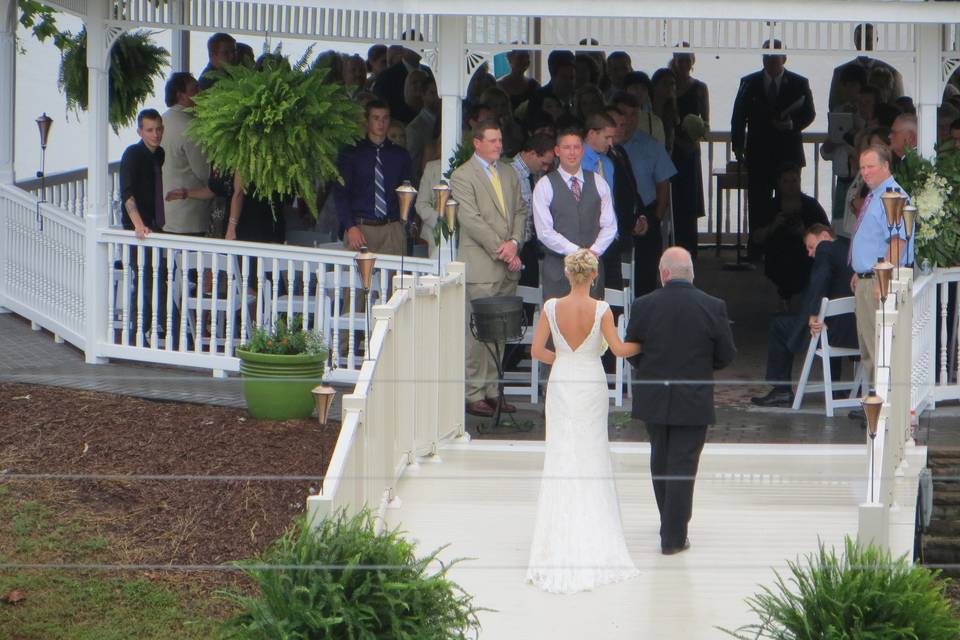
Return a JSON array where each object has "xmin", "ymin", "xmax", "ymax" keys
[
  {"xmin": 334, "ymin": 100, "xmax": 414, "ymax": 255},
  {"xmin": 849, "ymin": 143, "xmax": 912, "ymax": 389},
  {"xmin": 620, "ymin": 100, "xmax": 678, "ymax": 296},
  {"xmin": 583, "ymin": 112, "xmax": 622, "ymax": 289}
]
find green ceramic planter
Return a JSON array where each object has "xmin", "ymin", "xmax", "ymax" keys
[{"xmin": 236, "ymin": 349, "xmax": 325, "ymax": 420}]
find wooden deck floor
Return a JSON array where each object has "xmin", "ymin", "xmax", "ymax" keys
[{"xmin": 385, "ymin": 441, "xmax": 866, "ymax": 639}]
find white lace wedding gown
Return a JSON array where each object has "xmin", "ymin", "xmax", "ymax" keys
[{"xmin": 526, "ymin": 299, "xmax": 640, "ymax": 594}]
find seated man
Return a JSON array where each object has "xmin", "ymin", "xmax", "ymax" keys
[
  {"xmin": 754, "ymin": 163, "xmax": 830, "ymax": 301},
  {"xmin": 751, "ymin": 224, "xmax": 856, "ymax": 407}
]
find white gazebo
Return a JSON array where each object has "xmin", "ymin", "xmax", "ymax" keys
[{"xmin": 0, "ymin": 2, "xmax": 957, "ymax": 635}]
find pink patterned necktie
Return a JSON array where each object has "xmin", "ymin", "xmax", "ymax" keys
[{"xmin": 570, "ymin": 176, "xmax": 581, "ymax": 202}]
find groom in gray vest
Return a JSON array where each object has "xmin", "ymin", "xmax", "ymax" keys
[{"xmin": 532, "ymin": 126, "xmax": 617, "ymax": 301}]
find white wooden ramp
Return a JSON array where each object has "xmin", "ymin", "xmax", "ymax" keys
[{"xmin": 384, "ymin": 441, "xmax": 866, "ymax": 640}]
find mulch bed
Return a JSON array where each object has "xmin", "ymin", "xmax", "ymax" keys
[{"xmin": 0, "ymin": 382, "xmax": 340, "ymax": 573}]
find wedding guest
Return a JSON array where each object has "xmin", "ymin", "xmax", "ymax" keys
[
  {"xmin": 161, "ymin": 73, "xmax": 213, "ymax": 236},
  {"xmin": 497, "ymin": 49, "xmax": 540, "ymax": 112},
  {"xmin": 405, "ymin": 76, "xmax": 440, "ymax": 184},
  {"xmin": 334, "ymin": 100, "xmax": 414, "ymax": 255},
  {"xmin": 620, "ymin": 73, "xmax": 666, "ymax": 146},
  {"xmin": 828, "ymin": 23, "xmax": 904, "ymax": 111},
  {"xmin": 670, "ymin": 49, "xmax": 709, "ymax": 258},
  {"xmin": 603, "ymin": 51, "xmax": 633, "ymax": 101},
  {"xmin": 751, "ymin": 224, "xmax": 855, "ymax": 407},
  {"xmin": 754, "ymin": 164, "xmax": 830, "ymax": 302},
  {"xmin": 198, "ymin": 33, "xmax": 236, "ymax": 90},
  {"xmin": 119, "ymin": 109, "xmax": 168, "ymax": 342}
]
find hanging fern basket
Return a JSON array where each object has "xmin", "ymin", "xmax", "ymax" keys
[
  {"xmin": 186, "ymin": 55, "xmax": 362, "ymax": 217},
  {"xmin": 58, "ymin": 28, "xmax": 169, "ymax": 132}
]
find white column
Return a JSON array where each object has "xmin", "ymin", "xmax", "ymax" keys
[
  {"xmin": 83, "ymin": 0, "xmax": 111, "ymax": 364},
  {"xmin": 0, "ymin": 0, "xmax": 16, "ymax": 184},
  {"xmin": 915, "ymin": 23, "xmax": 940, "ymax": 158},
  {"xmin": 169, "ymin": 0, "xmax": 190, "ymax": 73},
  {"xmin": 436, "ymin": 16, "xmax": 465, "ymax": 270}
]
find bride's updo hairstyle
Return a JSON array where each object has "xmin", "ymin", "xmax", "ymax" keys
[{"xmin": 564, "ymin": 248, "xmax": 599, "ymax": 285}]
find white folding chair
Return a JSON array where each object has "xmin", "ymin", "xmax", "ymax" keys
[
  {"xmin": 503, "ymin": 285, "xmax": 542, "ymax": 404},
  {"xmin": 792, "ymin": 296, "xmax": 865, "ymax": 417},
  {"xmin": 604, "ymin": 286, "xmax": 632, "ymax": 408}
]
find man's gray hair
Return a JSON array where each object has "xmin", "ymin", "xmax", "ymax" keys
[{"xmin": 659, "ymin": 247, "xmax": 694, "ymax": 282}]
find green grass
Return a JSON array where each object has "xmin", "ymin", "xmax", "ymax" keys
[{"xmin": 0, "ymin": 485, "xmax": 227, "ymax": 640}]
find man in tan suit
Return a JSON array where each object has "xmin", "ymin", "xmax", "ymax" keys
[{"xmin": 451, "ymin": 120, "xmax": 529, "ymax": 418}]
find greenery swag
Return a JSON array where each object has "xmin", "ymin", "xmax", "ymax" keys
[
  {"xmin": 894, "ymin": 145, "xmax": 960, "ymax": 268},
  {"xmin": 721, "ymin": 537, "xmax": 960, "ymax": 639},
  {"xmin": 58, "ymin": 28, "xmax": 169, "ymax": 132},
  {"xmin": 186, "ymin": 52, "xmax": 361, "ymax": 217},
  {"xmin": 222, "ymin": 509, "xmax": 484, "ymax": 639}
]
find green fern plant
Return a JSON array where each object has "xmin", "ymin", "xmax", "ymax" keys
[
  {"xmin": 222, "ymin": 509, "xmax": 484, "ymax": 639},
  {"xmin": 720, "ymin": 536, "xmax": 960, "ymax": 639},
  {"xmin": 57, "ymin": 28, "xmax": 168, "ymax": 132},
  {"xmin": 186, "ymin": 55, "xmax": 361, "ymax": 217}
]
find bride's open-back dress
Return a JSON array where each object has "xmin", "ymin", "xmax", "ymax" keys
[{"xmin": 526, "ymin": 298, "xmax": 640, "ymax": 594}]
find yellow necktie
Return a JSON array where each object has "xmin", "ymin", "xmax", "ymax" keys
[
  {"xmin": 596, "ymin": 161, "xmax": 605, "ymax": 180},
  {"xmin": 489, "ymin": 163, "xmax": 508, "ymax": 216}
]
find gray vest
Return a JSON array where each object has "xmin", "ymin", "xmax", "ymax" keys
[
  {"xmin": 546, "ymin": 170, "xmax": 602, "ymax": 251},
  {"xmin": 541, "ymin": 170, "xmax": 605, "ymax": 300}
]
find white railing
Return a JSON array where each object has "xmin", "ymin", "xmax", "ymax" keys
[
  {"xmin": 0, "ymin": 185, "xmax": 87, "ymax": 348},
  {"xmin": 97, "ymin": 229, "xmax": 438, "ymax": 381},
  {"xmin": 700, "ymin": 132, "xmax": 831, "ymax": 242},
  {"xmin": 15, "ymin": 162, "xmax": 122, "ymax": 221},
  {"xmin": 306, "ymin": 263, "xmax": 466, "ymax": 524},
  {"xmin": 860, "ymin": 272, "xmax": 926, "ymax": 558},
  {"xmin": 912, "ymin": 267, "xmax": 960, "ymax": 408}
]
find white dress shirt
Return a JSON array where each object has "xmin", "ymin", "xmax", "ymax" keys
[{"xmin": 531, "ymin": 165, "xmax": 617, "ymax": 256}]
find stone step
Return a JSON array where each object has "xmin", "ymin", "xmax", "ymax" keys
[
  {"xmin": 927, "ymin": 518, "xmax": 960, "ymax": 536},
  {"xmin": 922, "ymin": 535, "xmax": 960, "ymax": 574}
]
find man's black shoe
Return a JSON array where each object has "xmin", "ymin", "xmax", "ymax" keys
[
  {"xmin": 750, "ymin": 389, "xmax": 794, "ymax": 407},
  {"xmin": 662, "ymin": 538, "xmax": 691, "ymax": 555}
]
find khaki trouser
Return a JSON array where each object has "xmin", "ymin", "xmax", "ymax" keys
[
  {"xmin": 465, "ymin": 279, "xmax": 518, "ymax": 402},
  {"xmin": 855, "ymin": 275, "xmax": 879, "ymax": 388},
  {"xmin": 344, "ymin": 220, "xmax": 406, "ymax": 256}
]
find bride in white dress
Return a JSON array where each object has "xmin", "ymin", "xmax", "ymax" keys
[{"xmin": 526, "ymin": 249, "xmax": 642, "ymax": 594}]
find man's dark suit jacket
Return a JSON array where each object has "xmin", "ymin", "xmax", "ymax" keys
[
  {"xmin": 626, "ymin": 281, "xmax": 737, "ymax": 426},
  {"xmin": 787, "ymin": 236, "xmax": 856, "ymax": 353},
  {"xmin": 731, "ymin": 69, "xmax": 815, "ymax": 169},
  {"xmin": 606, "ymin": 144, "xmax": 639, "ymax": 253}
]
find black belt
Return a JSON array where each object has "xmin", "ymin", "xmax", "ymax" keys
[
  {"xmin": 356, "ymin": 217, "xmax": 399, "ymax": 227},
  {"xmin": 857, "ymin": 272, "xmax": 874, "ymax": 279}
]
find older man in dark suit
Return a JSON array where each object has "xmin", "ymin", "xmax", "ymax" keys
[
  {"xmin": 625, "ymin": 247, "xmax": 736, "ymax": 555},
  {"xmin": 732, "ymin": 40, "xmax": 815, "ymax": 260},
  {"xmin": 751, "ymin": 224, "xmax": 856, "ymax": 407}
]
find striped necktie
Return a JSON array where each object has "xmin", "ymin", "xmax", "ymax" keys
[
  {"xmin": 570, "ymin": 175, "xmax": 581, "ymax": 202},
  {"xmin": 489, "ymin": 163, "xmax": 507, "ymax": 215},
  {"xmin": 374, "ymin": 146, "xmax": 387, "ymax": 218}
]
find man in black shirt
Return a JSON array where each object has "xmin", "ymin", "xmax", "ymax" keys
[
  {"xmin": 198, "ymin": 33, "xmax": 236, "ymax": 91},
  {"xmin": 119, "ymin": 108, "xmax": 168, "ymax": 344}
]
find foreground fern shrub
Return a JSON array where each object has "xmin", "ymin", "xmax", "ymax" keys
[
  {"xmin": 187, "ymin": 56, "xmax": 361, "ymax": 217},
  {"xmin": 58, "ymin": 28, "xmax": 168, "ymax": 132},
  {"xmin": 721, "ymin": 537, "xmax": 960, "ymax": 639},
  {"xmin": 223, "ymin": 509, "xmax": 483, "ymax": 640}
]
